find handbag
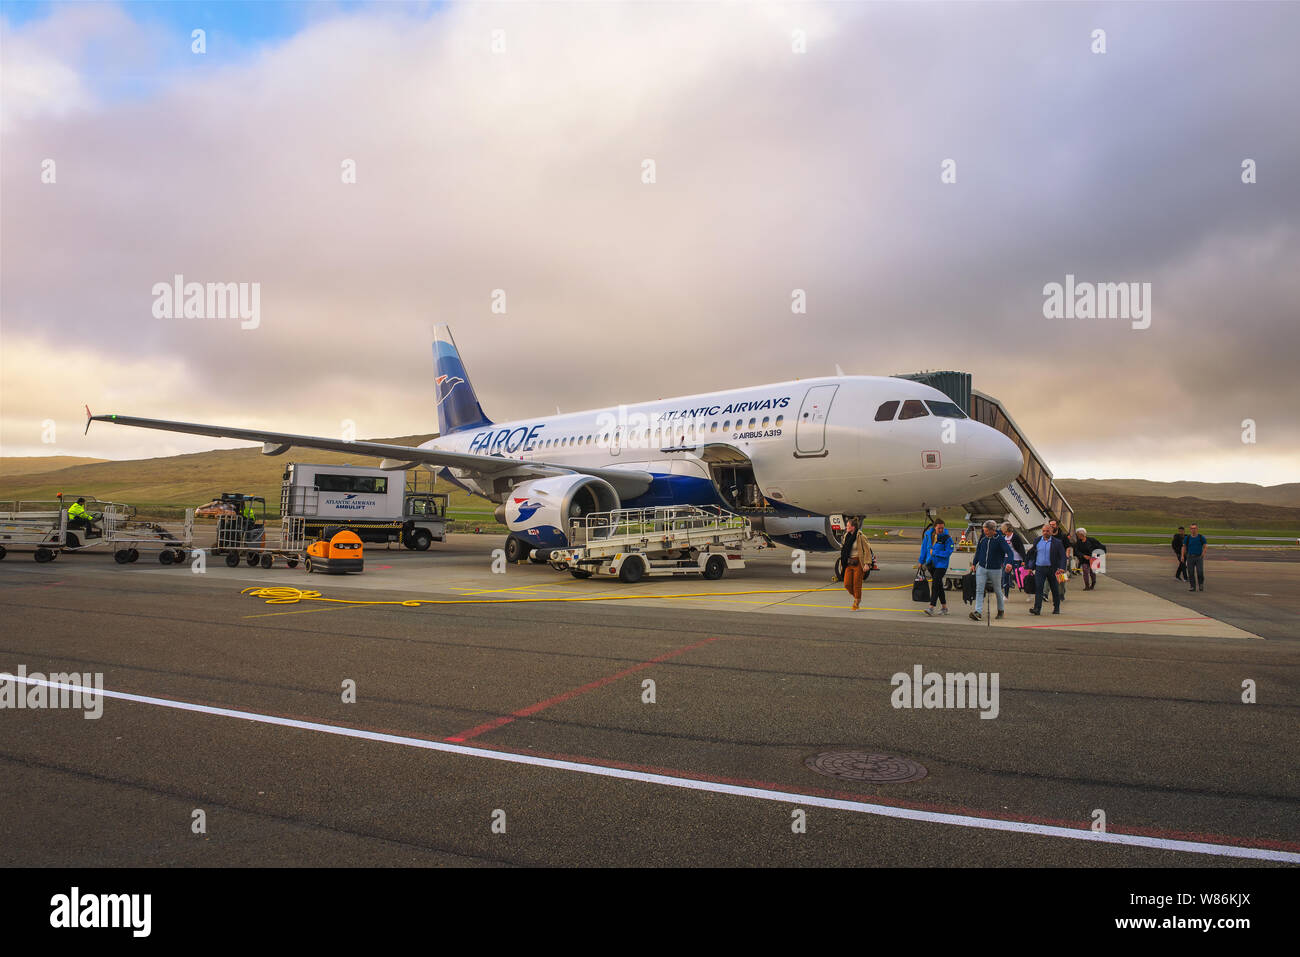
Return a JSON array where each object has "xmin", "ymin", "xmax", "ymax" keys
[{"xmin": 911, "ymin": 574, "xmax": 930, "ymax": 602}]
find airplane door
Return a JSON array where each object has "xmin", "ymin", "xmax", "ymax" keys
[
  {"xmin": 610, "ymin": 427, "xmax": 621, "ymax": 457},
  {"xmin": 795, "ymin": 384, "xmax": 838, "ymax": 457}
]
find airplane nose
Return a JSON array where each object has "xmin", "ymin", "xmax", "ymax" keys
[{"xmin": 989, "ymin": 430, "xmax": 1023, "ymax": 484}]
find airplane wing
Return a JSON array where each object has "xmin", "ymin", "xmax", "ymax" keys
[{"xmin": 86, "ymin": 412, "xmax": 654, "ymax": 499}]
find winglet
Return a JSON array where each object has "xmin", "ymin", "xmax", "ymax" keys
[{"xmin": 84, "ymin": 405, "xmax": 93, "ymax": 435}]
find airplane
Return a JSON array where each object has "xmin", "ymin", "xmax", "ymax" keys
[{"xmin": 87, "ymin": 325, "xmax": 1024, "ymax": 562}]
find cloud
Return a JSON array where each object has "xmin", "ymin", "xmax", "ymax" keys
[{"xmin": 2, "ymin": 2, "xmax": 1297, "ymax": 484}]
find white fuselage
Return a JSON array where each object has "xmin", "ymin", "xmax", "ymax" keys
[{"xmin": 423, "ymin": 375, "xmax": 1024, "ymax": 516}]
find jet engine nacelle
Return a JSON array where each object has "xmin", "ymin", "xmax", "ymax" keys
[
  {"xmin": 758, "ymin": 515, "xmax": 847, "ymax": 552},
  {"xmin": 494, "ymin": 474, "xmax": 620, "ymax": 548}
]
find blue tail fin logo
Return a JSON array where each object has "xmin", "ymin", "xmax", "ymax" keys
[{"xmin": 432, "ymin": 326, "xmax": 493, "ymax": 435}]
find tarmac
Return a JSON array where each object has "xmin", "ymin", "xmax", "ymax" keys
[{"xmin": 1, "ymin": 533, "xmax": 1296, "ymax": 866}]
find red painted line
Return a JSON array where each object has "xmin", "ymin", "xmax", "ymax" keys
[
  {"xmin": 445, "ymin": 635, "xmax": 728, "ymax": 742},
  {"xmin": 1017, "ymin": 616, "xmax": 1211, "ymax": 630}
]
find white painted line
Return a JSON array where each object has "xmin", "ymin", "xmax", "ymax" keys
[{"xmin": 5, "ymin": 673, "xmax": 1298, "ymax": 863}]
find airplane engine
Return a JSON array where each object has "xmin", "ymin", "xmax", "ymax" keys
[
  {"xmin": 494, "ymin": 474, "xmax": 620, "ymax": 558},
  {"xmin": 757, "ymin": 515, "xmax": 847, "ymax": 552}
]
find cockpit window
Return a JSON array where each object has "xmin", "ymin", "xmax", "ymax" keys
[
  {"xmin": 898, "ymin": 399, "xmax": 929, "ymax": 420},
  {"xmin": 874, "ymin": 401, "xmax": 900, "ymax": 421},
  {"xmin": 924, "ymin": 400, "xmax": 968, "ymax": 419}
]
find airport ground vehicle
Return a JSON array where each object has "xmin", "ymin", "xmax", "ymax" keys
[
  {"xmin": 280, "ymin": 463, "xmax": 447, "ymax": 550},
  {"xmin": 216, "ymin": 515, "xmax": 307, "ymax": 569},
  {"xmin": 305, "ymin": 529, "xmax": 364, "ymax": 574},
  {"xmin": 0, "ymin": 502, "xmax": 66, "ymax": 562},
  {"xmin": 547, "ymin": 505, "xmax": 750, "ymax": 582},
  {"xmin": 199, "ymin": 493, "xmax": 307, "ymax": 568},
  {"xmin": 211, "ymin": 493, "xmax": 267, "ymax": 554},
  {"xmin": 0, "ymin": 497, "xmax": 192, "ymax": 564}
]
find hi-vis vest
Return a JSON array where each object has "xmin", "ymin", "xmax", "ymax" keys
[{"xmin": 68, "ymin": 502, "xmax": 89, "ymax": 520}]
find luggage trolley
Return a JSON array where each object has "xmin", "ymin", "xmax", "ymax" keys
[
  {"xmin": 549, "ymin": 505, "xmax": 752, "ymax": 582},
  {"xmin": 217, "ymin": 508, "xmax": 307, "ymax": 570},
  {"xmin": 0, "ymin": 500, "xmax": 67, "ymax": 562},
  {"xmin": 95, "ymin": 502, "xmax": 195, "ymax": 565}
]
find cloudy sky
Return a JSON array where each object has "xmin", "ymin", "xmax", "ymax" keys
[{"xmin": 2, "ymin": 1, "xmax": 1297, "ymax": 484}]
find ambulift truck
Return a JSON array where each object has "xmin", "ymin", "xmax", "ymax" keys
[
  {"xmin": 279, "ymin": 463, "xmax": 448, "ymax": 550},
  {"xmin": 548, "ymin": 505, "xmax": 752, "ymax": 583}
]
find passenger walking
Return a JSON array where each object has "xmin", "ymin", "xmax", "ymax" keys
[
  {"xmin": 1028, "ymin": 525, "xmax": 1066, "ymax": 616},
  {"xmin": 969, "ymin": 520, "xmax": 1014, "ymax": 621},
  {"xmin": 1072, "ymin": 528, "xmax": 1106, "ymax": 591},
  {"xmin": 1047, "ymin": 519, "xmax": 1072, "ymax": 602},
  {"xmin": 1171, "ymin": 526, "xmax": 1187, "ymax": 580},
  {"xmin": 1182, "ymin": 523, "xmax": 1208, "ymax": 592},
  {"xmin": 1000, "ymin": 522, "xmax": 1025, "ymax": 597},
  {"xmin": 840, "ymin": 517, "xmax": 873, "ymax": 611},
  {"xmin": 917, "ymin": 518, "xmax": 956, "ymax": 616}
]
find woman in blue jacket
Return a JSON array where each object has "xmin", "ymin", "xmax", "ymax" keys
[{"xmin": 917, "ymin": 518, "xmax": 956, "ymax": 616}]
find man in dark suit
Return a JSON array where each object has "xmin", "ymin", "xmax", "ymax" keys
[
  {"xmin": 1171, "ymin": 527, "xmax": 1187, "ymax": 580},
  {"xmin": 1028, "ymin": 525, "xmax": 1066, "ymax": 616}
]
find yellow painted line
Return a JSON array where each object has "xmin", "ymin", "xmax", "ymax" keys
[{"xmin": 242, "ymin": 605, "xmax": 358, "ymax": 619}]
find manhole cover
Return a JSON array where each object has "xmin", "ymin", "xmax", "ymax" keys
[{"xmin": 804, "ymin": 751, "xmax": 927, "ymax": 783}]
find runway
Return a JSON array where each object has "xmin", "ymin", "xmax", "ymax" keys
[{"xmin": 1, "ymin": 537, "xmax": 1296, "ymax": 866}]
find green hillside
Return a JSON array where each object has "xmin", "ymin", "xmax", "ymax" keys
[{"xmin": 0, "ymin": 437, "xmax": 502, "ymax": 526}]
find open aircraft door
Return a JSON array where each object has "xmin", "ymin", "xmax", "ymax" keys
[{"xmin": 795, "ymin": 384, "xmax": 838, "ymax": 457}]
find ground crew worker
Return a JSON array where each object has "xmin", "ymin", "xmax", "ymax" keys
[
  {"xmin": 67, "ymin": 497, "xmax": 98, "ymax": 533},
  {"xmin": 242, "ymin": 500, "xmax": 256, "ymax": 529}
]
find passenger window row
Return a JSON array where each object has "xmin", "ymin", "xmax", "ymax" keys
[{"xmin": 538, "ymin": 415, "xmax": 786, "ymax": 450}]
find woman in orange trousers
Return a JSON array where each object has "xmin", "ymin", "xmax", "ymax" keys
[{"xmin": 841, "ymin": 517, "xmax": 873, "ymax": 610}]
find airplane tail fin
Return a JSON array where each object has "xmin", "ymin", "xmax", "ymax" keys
[{"xmin": 433, "ymin": 325, "xmax": 492, "ymax": 435}]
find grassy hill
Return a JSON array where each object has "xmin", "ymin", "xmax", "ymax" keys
[
  {"xmin": 1057, "ymin": 478, "xmax": 1300, "ymax": 509},
  {"xmin": 1052, "ymin": 491, "xmax": 1300, "ymax": 532},
  {"xmin": 0, "ymin": 456, "xmax": 108, "ymax": 476},
  {"xmin": 0, "ymin": 436, "xmax": 500, "ymax": 525}
]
